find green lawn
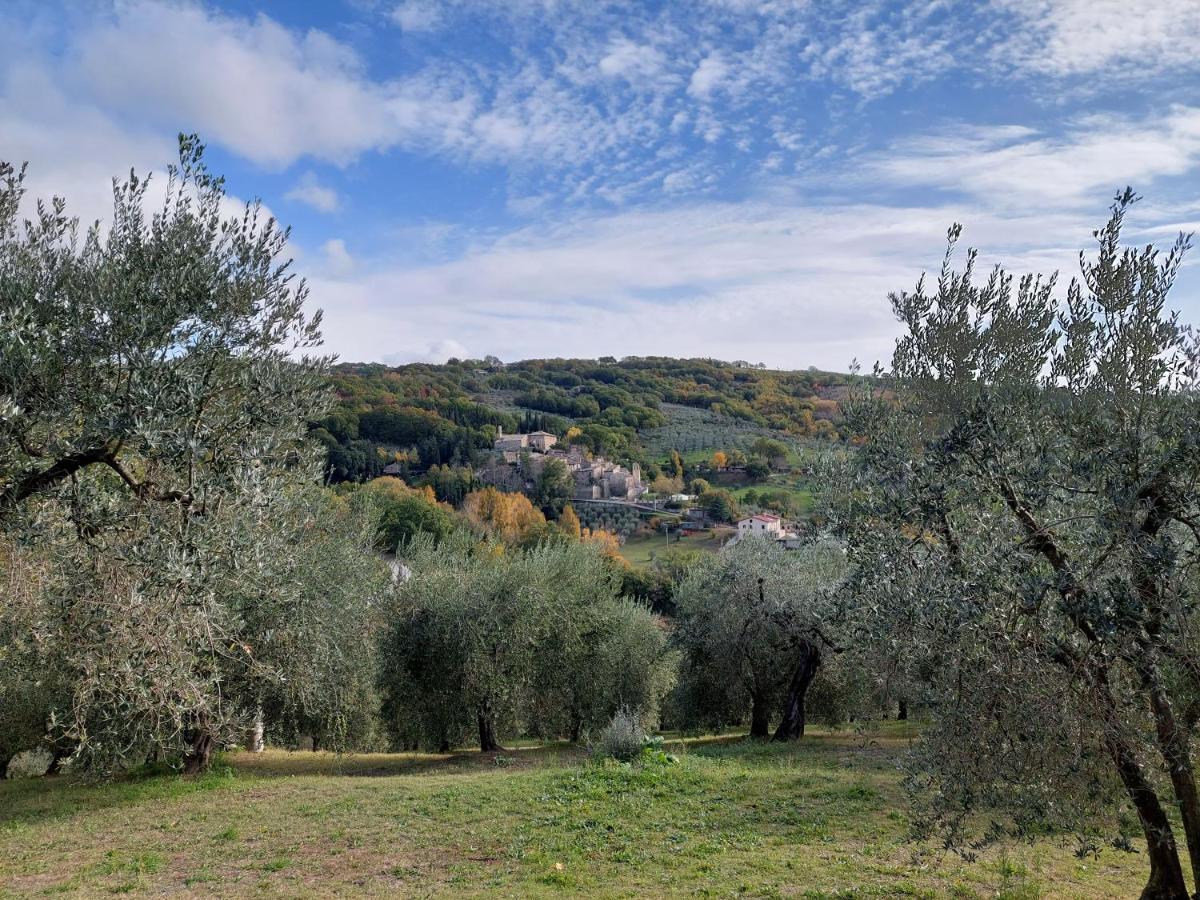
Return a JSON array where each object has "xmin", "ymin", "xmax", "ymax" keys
[
  {"xmin": 0, "ymin": 727, "xmax": 1150, "ymax": 898},
  {"xmin": 728, "ymin": 477, "xmax": 815, "ymax": 515},
  {"xmin": 619, "ymin": 527, "xmax": 731, "ymax": 567}
]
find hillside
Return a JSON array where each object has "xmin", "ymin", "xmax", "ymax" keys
[{"xmin": 310, "ymin": 357, "xmax": 851, "ymax": 487}]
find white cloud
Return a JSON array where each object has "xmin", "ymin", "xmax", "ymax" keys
[
  {"xmin": 872, "ymin": 107, "xmax": 1200, "ymax": 206},
  {"xmin": 13, "ymin": 0, "xmax": 1196, "ymax": 216},
  {"xmin": 994, "ymin": 0, "xmax": 1200, "ymax": 78},
  {"xmin": 7, "ymin": 0, "xmax": 1200, "ymax": 374},
  {"xmin": 390, "ymin": 1, "xmax": 441, "ymax": 32},
  {"xmin": 285, "ymin": 171, "xmax": 340, "ymax": 213},
  {"xmin": 321, "ymin": 238, "xmax": 356, "ymax": 276},
  {"xmin": 661, "ymin": 170, "xmax": 697, "ymax": 193},
  {"xmin": 598, "ymin": 39, "xmax": 667, "ymax": 82},
  {"xmin": 69, "ymin": 1, "xmax": 476, "ymax": 168},
  {"xmin": 688, "ymin": 54, "xmax": 729, "ymax": 98},
  {"xmin": 0, "ymin": 51, "xmax": 256, "ymax": 233},
  {"xmin": 310, "ymin": 194, "xmax": 1137, "ymax": 373},
  {"xmin": 0, "ymin": 62, "xmax": 176, "ymax": 227},
  {"xmin": 306, "ymin": 97, "xmax": 1200, "ymax": 369},
  {"xmin": 383, "ymin": 339, "xmax": 471, "ymax": 365}
]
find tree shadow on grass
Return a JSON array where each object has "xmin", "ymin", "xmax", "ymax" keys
[{"xmin": 669, "ymin": 724, "xmax": 918, "ymax": 774}]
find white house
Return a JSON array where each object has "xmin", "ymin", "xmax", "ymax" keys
[{"xmin": 737, "ymin": 513, "xmax": 784, "ymax": 538}]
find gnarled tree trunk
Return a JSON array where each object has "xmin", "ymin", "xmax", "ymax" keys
[
  {"xmin": 246, "ymin": 708, "xmax": 265, "ymax": 753},
  {"xmin": 773, "ymin": 642, "xmax": 820, "ymax": 742},
  {"xmin": 183, "ymin": 729, "xmax": 215, "ymax": 775},
  {"xmin": 477, "ymin": 705, "xmax": 504, "ymax": 753}
]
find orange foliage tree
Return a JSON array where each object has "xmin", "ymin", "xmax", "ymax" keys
[
  {"xmin": 463, "ymin": 487, "xmax": 546, "ymax": 544},
  {"xmin": 558, "ymin": 504, "xmax": 582, "ymax": 541}
]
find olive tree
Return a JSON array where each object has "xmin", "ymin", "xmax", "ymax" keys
[
  {"xmin": 243, "ymin": 488, "xmax": 390, "ymax": 753},
  {"xmin": 536, "ymin": 595, "xmax": 676, "ymax": 742},
  {"xmin": 0, "ymin": 137, "xmax": 339, "ymax": 774},
  {"xmin": 672, "ymin": 536, "xmax": 847, "ymax": 740},
  {"xmin": 380, "ymin": 533, "xmax": 674, "ymax": 751},
  {"xmin": 841, "ymin": 190, "xmax": 1200, "ymax": 899}
]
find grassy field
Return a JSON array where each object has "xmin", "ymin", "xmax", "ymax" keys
[
  {"xmin": 619, "ymin": 527, "xmax": 731, "ymax": 567},
  {"xmin": 0, "ymin": 726, "xmax": 1149, "ymax": 898},
  {"xmin": 728, "ymin": 477, "xmax": 816, "ymax": 516}
]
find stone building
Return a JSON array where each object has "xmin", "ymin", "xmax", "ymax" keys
[{"xmin": 482, "ymin": 429, "xmax": 643, "ymax": 501}]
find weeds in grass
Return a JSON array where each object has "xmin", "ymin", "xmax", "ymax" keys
[{"xmin": 99, "ymin": 850, "xmax": 165, "ymax": 877}]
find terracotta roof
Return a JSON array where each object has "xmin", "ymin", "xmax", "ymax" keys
[{"xmin": 749, "ymin": 513, "xmax": 781, "ymax": 523}]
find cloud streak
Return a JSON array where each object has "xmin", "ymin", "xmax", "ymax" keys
[{"xmin": 311, "ymin": 194, "xmax": 1148, "ymax": 370}]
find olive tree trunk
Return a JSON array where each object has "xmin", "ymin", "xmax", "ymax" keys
[
  {"xmin": 1104, "ymin": 724, "xmax": 1190, "ymax": 899},
  {"xmin": 1137, "ymin": 655, "xmax": 1200, "ymax": 895},
  {"xmin": 183, "ymin": 730, "xmax": 215, "ymax": 775},
  {"xmin": 246, "ymin": 707, "xmax": 264, "ymax": 753},
  {"xmin": 477, "ymin": 705, "xmax": 505, "ymax": 753},
  {"xmin": 773, "ymin": 642, "xmax": 820, "ymax": 742},
  {"xmin": 749, "ymin": 689, "xmax": 771, "ymax": 739}
]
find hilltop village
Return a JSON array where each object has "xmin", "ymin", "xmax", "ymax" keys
[
  {"xmin": 473, "ymin": 427, "xmax": 810, "ymax": 552},
  {"xmin": 479, "ymin": 427, "xmax": 645, "ymax": 501}
]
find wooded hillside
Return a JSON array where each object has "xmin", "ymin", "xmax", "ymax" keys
[{"xmin": 311, "ymin": 357, "xmax": 850, "ymax": 484}]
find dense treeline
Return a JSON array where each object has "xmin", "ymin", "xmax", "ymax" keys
[{"xmin": 311, "ymin": 356, "xmax": 850, "ymax": 485}]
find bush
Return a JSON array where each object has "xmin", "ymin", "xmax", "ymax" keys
[{"xmin": 591, "ymin": 708, "xmax": 646, "ymax": 762}]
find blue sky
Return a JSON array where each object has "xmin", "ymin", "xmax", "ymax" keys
[{"xmin": 3, "ymin": 0, "xmax": 1199, "ymax": 369}]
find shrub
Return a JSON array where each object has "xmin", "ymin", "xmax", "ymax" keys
[{"xmin": 591, "ymin": 708, "xmax": 646, "ymax": 762}]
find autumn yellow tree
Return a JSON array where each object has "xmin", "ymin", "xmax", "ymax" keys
[
  {"xmin": 363, "ymin": 476, "xmax": 436, "ymax": 506},
  {"xmin": 711, "ymin": 451, "xmax": 728, "ymax": 470},
  {"xmin": 464, "ymin": 487, "xmax": 546, "ymax": 544},
  {"xmin": 581, "ymin": 527, "xmax": 623, "ymax": 563},
  {"xmin": 650, "ymin": 473, "xmax": 683, "ymax": 495},
  {"xmin": 669, "ymin": 449, "xmax": 684, "ymax": 479},
  {"xmin": 558, "ymin": 504, "xmax": 582, "ymax": 541}
]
